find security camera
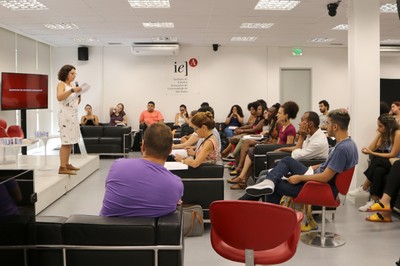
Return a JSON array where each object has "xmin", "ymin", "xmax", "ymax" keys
[
  {"xmin": 212, "ymin": 44, "xmax": 220, "ymax": 52},
  {"xmin": 327, "ymin": 1, "xmax": 340, "ymax": 17}
]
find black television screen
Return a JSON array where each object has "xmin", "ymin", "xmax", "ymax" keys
[{"xmin": 1, "ymin": 72, "xmax": 48, "ymax": 110}]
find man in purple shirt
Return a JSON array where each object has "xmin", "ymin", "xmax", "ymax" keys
[{"xmin": 100, "ymin": 123, "xmax": 184, "ymax": 217}]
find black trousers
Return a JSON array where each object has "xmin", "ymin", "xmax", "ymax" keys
[
  {"xmin": 364, "ymin": 156, "xmax": 391, "ymax": 197},
  {"xmin": 383, "ymin": 160, "xmax": 400, "ymax": 207}
]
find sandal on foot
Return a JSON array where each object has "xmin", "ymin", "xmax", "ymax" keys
[
  {"xmin": 366, "ymin": 201, "xmax": 391, "ymax": 212},
  {"xmin": 67, "ymin": 164, "xmax": 80, "ymax": 171},
  {"xmin": 227, "ymin": 177, "xmax": 242, "ymax": 184},
  {"xmin": 365, "ymin": 212, "xmax": 392, "ymax": 222},
  {"xmin": 230, "ymin": 170, "xmax": 240, "ymax": 176},
  {"xmin": 58, "ymin": 167, "xmax": 76, "ymax": 175},
  {"xmin": 230, "ymin": 182, "xmax": 247, "ymax": 190}
]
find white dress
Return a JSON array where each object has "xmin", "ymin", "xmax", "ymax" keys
[{"xmin": 58, "ymin": 82, "xmax": 80, "ymax": 144}]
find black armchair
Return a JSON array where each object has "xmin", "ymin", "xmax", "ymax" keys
[{"xmin": 253, "ymin": 144, "xmax": 295, "ymax": 177}]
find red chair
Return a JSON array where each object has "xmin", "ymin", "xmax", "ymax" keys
[
  {"xmin": 0, "ymin": 127, "xmax": 9, "ymax": 138},
  {"xmin": 210, "ymin": 200, "xmax": 303, "ymax": 266},
  {"xmin": 0, "ymin": 119, "xmax": 7, "ymax": 130},
  {"xmin": 293, "ymin": 167, "xmax": 355, "ymax": 248},
  {"xmin": 7, "ymin": 125, "xmax": 24, "ymax": 138}
]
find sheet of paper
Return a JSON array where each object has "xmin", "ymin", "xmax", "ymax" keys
[
  {"xmin": 164, "ymin": 161, "xmax": 189, "ymax": 170},
  {"xmin": 170, "ymin": 149, "xmax": 188, "ymax": 157},
  {"xmin": 80, "ymin": 82, "xmax": 91, "ymax": 93},
  {"xmin": 242, "ymin": 134, "xmax": 263, "ymax": 140},
  {"xmin": 282, "ymin": 166, "xmax": 313, "ymax": 180}
]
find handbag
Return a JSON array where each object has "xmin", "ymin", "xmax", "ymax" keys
[{"xmin": 182, "ymin": 205, "xmax": 204, "ymax": 237}]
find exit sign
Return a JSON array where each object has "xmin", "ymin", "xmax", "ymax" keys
[{"xmin": 292, "ymin": 48, "xmax": 303, "ymax": 56}]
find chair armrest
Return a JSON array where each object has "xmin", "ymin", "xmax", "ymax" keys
[
  {"xmin": 298, "ymin": 158, "xmax": 326, "ymax": 167},
  {"xmin": 266, "ymin": 151, "xmax": 291, "ymax": 169}
]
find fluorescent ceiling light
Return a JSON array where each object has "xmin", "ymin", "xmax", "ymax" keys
[
  {"xmin": 0, "ymin": 0, "xmax": 48, "ymax": 10},
  {"xmin": 143, "ymin": 22, "xmax": 174, "ymax": 28},
  {"xmin": 128, "ymin": 0, "xmax": 170, "ymax": 8},
  {"xmin": 381, "ymin": 39, "xmax": 400, "ymax": 45},
  {"xmin": 255, "ymin": 0, "xmax": 300, "ymax": 11},
  {"xmin": 44, "ymin": 23, "xmax": 79, "ymax": 30},
  {"xmin": 231, "ymin": 37, "xmax": 258, "ymax": 42},
  {"xmin": 332, "ymin": 24, "xmax": 348, "ymax": 30},
  {"xmin": 72, "ymin": 37, "xmax": 100, "ymax": 43},
  {"xmin": 152, "ymin": 36, "xmax": 178, "ymax": 42},
  {"xmin": 308, "ymin": 37, "xmax": 335, "ymax": 43},
  {"xmin": 380, "ymin": 3, "xmax": 397, "ymax": 13},
  {"xmin": 240, "ymin": 23, "xmax": 274, "ymax": 29}
]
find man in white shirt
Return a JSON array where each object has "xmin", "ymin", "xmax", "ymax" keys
[{"xmin": 276, "ymin": 111, "xmax": 329, "ymax": 161}]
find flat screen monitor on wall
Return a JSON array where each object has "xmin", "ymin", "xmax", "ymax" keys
[{"xmin": 1, "ymin": 72, "xmax": 48, "ymax": 110}]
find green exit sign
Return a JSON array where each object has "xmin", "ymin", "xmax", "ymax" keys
[{"xmin": 292, "ymin": 48, "xmax": 303, "ymax": 56}]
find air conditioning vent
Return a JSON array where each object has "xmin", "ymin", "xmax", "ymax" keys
[{"xmin": 131, "ymin": 43, "xmax": 179, "ymax": 56}]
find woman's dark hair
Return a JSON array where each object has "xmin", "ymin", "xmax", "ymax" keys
[
  {"xmin": 257, "ymin": 99, "xmax": 268, "ymax": 110},
  {"xmin": 281, "ymin": 101, "xmax": 299, "ymax": 120},
  {"xmin": 378, "ymin": 113, "xmax": 399, "ymax": 148},
  {"xmin": 247, "ymin": 101, "xmax": 260, "ymax": 111},
  {"xmin": 191, "ymin": 111, "xmax": 215, "ymax": 130},
  {"xmin": 117, "ymin": 103, "xmax": 124, "ymax": 112},
  {"xmin": 227, "ymin": 105, "xmax": 244, "ymax": 118},
  {"xmin": 180, "ymin": 104, "xmax": 189, "ymax": 118},
  {"xmin": 85, "ymin": 104, "xmax": 92, "ymax": 109},
  {"xmin": 57, "ymin": 65, "xmax": 75, "ymax": 82},
  {"xmin": 264, "ymin": 103, "xmax": 279, "ymax": 126}
]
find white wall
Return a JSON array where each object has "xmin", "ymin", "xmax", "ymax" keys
[{"xmin": 51, "ymin": 45, "xmax": 352, "ymax": 131}]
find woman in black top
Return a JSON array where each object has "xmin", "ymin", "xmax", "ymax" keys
[{"xmin": 80, "ymin": 104, "xmax": 99, "ymax": 126}]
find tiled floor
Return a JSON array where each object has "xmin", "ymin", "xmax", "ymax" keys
[{"xmin": 39, "ymin": 152, "xmax": 400, "ymax": 266}]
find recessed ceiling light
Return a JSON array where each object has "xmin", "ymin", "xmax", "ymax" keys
[
  {"xmin": 381, "ymin": 39, "xmax": 400, "ymax": 44},
  {"xmin": 332, "ymin": 24, "xmax": 348, "ymax": 30},
  {"xmin": 0, "ymin": 0, "xmax": 48, "ymax": 10},
  {"xmin": 44, "ymin": 23, "xmax": 79, "ymax": 30},
  {"xmin": 308, "ymin": 37, "xmax": 335, "ymax": 43},
  {"xmin": 380, "ymin": 3, "xmax": 397, "ymax": 13},
  {"xmin": 152, "ymin": 36, "xmax": 178, "ymax": 42},
  {"xmin": 255, "ymin": 0, "xmax": 300, "ymax": 11},
  {"xmin": 72, "ymin": 37, "xmax": 100, "ymax": 43},
  {"xmin": 240, "ymin": 23, "xmax": 274, "ymax": 29},
  {"xmin": 231, "ymin": 37, "xmax": 258, "ymax": 42},
  {"xmin": 142, "ymin": 22, "xmax": 174, "ymax": 28},
  {"xmin": 128, "ymin": 0, "xmax": 170, "ymax": 8}
]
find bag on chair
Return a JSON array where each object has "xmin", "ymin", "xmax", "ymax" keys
[{"xmin": 183, "ymin": 205, "xmax": 204, "ymax": 237}]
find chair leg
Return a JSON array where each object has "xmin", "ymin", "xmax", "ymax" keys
[
  {"xmin": 300, "ymin": 206, "xmax": 346, "ymax": 248},
  {"xmin": 245, "ymin": 249, "xmax": 255, "ymax": 266}
]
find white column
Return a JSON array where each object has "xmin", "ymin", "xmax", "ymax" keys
[{"xmin": 348, "ymin": 0, "xmax": 380, "ymax": 197}]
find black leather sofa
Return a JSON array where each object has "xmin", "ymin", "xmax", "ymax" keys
[
  {"xmin": 170, "ymin": 162, "xmax": 224, "ymax": 220},
  {"xmin": 253, "ymin": 143, "xmax": 295, "ymax": 177},
  {"xmin": 75, "ymin": 125, "xmax": 133, "ymax": 156},
  {"xmin": 1, "ymin": 209, "xmax": 183, "ymax": 266}
]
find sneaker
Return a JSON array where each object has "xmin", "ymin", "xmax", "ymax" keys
[
  {"xmin": 348, "ymin": 186, "xmax": 369, "ymax": 197},
  {"xmin": 245, "ymin": 179, "xmax": 275, "ymax": 197},
  {"xmin": 358, "ymin": 200, "xmax": 375, "ymax": 212},
  {"xmin": 222, "ymin": 153, "xmax": 235, "ymax": 162}
]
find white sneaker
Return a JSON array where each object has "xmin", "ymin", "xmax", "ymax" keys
[
  {"xmin": 359, "ymin": 200, "xmax": 375, "ymax": 212},
  {"xmin": 348, "ymin": 186, "xmax": 369, "ymax": 197},
  {"xmin": 245, "ymin": 179, "xmax": 275, "ymax": 197}
]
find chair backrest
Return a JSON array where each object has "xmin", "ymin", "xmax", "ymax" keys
[
  {"xmin": 335, "ymin": 166, "xmax": 356, "ymax": 195},
  {"xmin": 210, "ymin": 200, "xmax": 298, "ymax": 251},
  {"xmin": 7, "ymin": 125, "xmax": 24, "ymax": 138},
  {"xmin": 0, "ymin": 127, "xmax": 9, "ymax": 138},
  {"xmin": 0, "ymin": 119, "xmax": 7, "ymax": 130}
]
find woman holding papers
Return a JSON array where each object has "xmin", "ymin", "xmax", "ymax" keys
[
  {"xmin": 174, "ymin": 111, "xmax": 219, "ymax": 168},
  {"xmin": 56, "ymin": 64, "xmax": 82, "ymax": 175}
]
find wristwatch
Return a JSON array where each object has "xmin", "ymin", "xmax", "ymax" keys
[{"xmin": 70, "ymin": 88, "xmax": 74, "ymax": 93}]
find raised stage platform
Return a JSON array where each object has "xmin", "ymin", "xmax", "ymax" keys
[{"xmin": 0, "ymin": 153, "xmax": 100, "ymax": 214}]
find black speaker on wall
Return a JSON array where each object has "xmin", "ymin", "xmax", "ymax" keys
[
  {"xmin": 78, "ymin": 47, "xmax": 89, "ymax": 61},
  {"xmin": 397, "ymin": 0, "xmax": 400, "ymax": 20}
]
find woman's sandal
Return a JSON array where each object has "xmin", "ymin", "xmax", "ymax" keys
[
  {"xmin": 230, "ymin": 182, "xmax": 247, "ymax": 190},
  {"xmin": 229, "ymin": 170, "xmax": 240, "ymax": 176},
  {"xmin": 365, "ymin": 212, "xmax": 392, "ymax": 222},
  {"xmin": 366, "ymin": 201, "xmax": 391, "ymax": 212},
  {"xmin": 227, "ymin": 176, "xmax": 245, "ymax": 184}
]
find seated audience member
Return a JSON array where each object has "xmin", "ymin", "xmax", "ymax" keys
[
  {"xmin": 229, "ymin": 110, "xmax": 329, "ymax": 189},
  {"xmin": 365, "ymin": 159, "xmax": 400, "ymax": 222},
  {"xmin": 200, "ymin": 102, "xmax": 214, "ymax": 117},
  {"xmin": 318, "ymin": 100, "xmax": 329, "ymax": 130},
  {"xmin": 239, "ymin": 109, "xmax": 358, "ymax": 205},
  {"xmin": 348, "ymin": 114, "xmax": 400, "ymax": 211},
  {"xmin": 109, "ymin": 103, "xmax": 127, "ymax": 126},
  {"xmin": 80, "ymin": 104, "xmax": 99, "ymax": 126},
  {"xmin": 246, "ymin": 101, "xmax": 258, "ymax": 126},
  {"xmin": 139, "ymin": 101, "xmax": 164, "ymax": 128},
  {"xmin": 0, "ymin": 179, "xmax": 21, "ymax": 217},
  {"xmin": 174, "ymin": 104, "xmax": 189, "ymax": 127},
  {"xmin": 174, "ymin": 111, "xmax": 220, "ymax": 168},
  {"xmin": 380, "ymin": 101, "xmax": 390, "ymax": 115},
  {"xmin": 224, "ymin": 105, "xmax": 244, "ymax": 138},
  {"xmin": 227, "ymin": 104, "xmax": 279, "ymax": 175},
  {"xmin": 100, "ymin": 123, "xmax": 183, "ymax": 217},
  {"xmin": 390, "ymin": 101, "xmax": 400, "ymax": 125}
]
